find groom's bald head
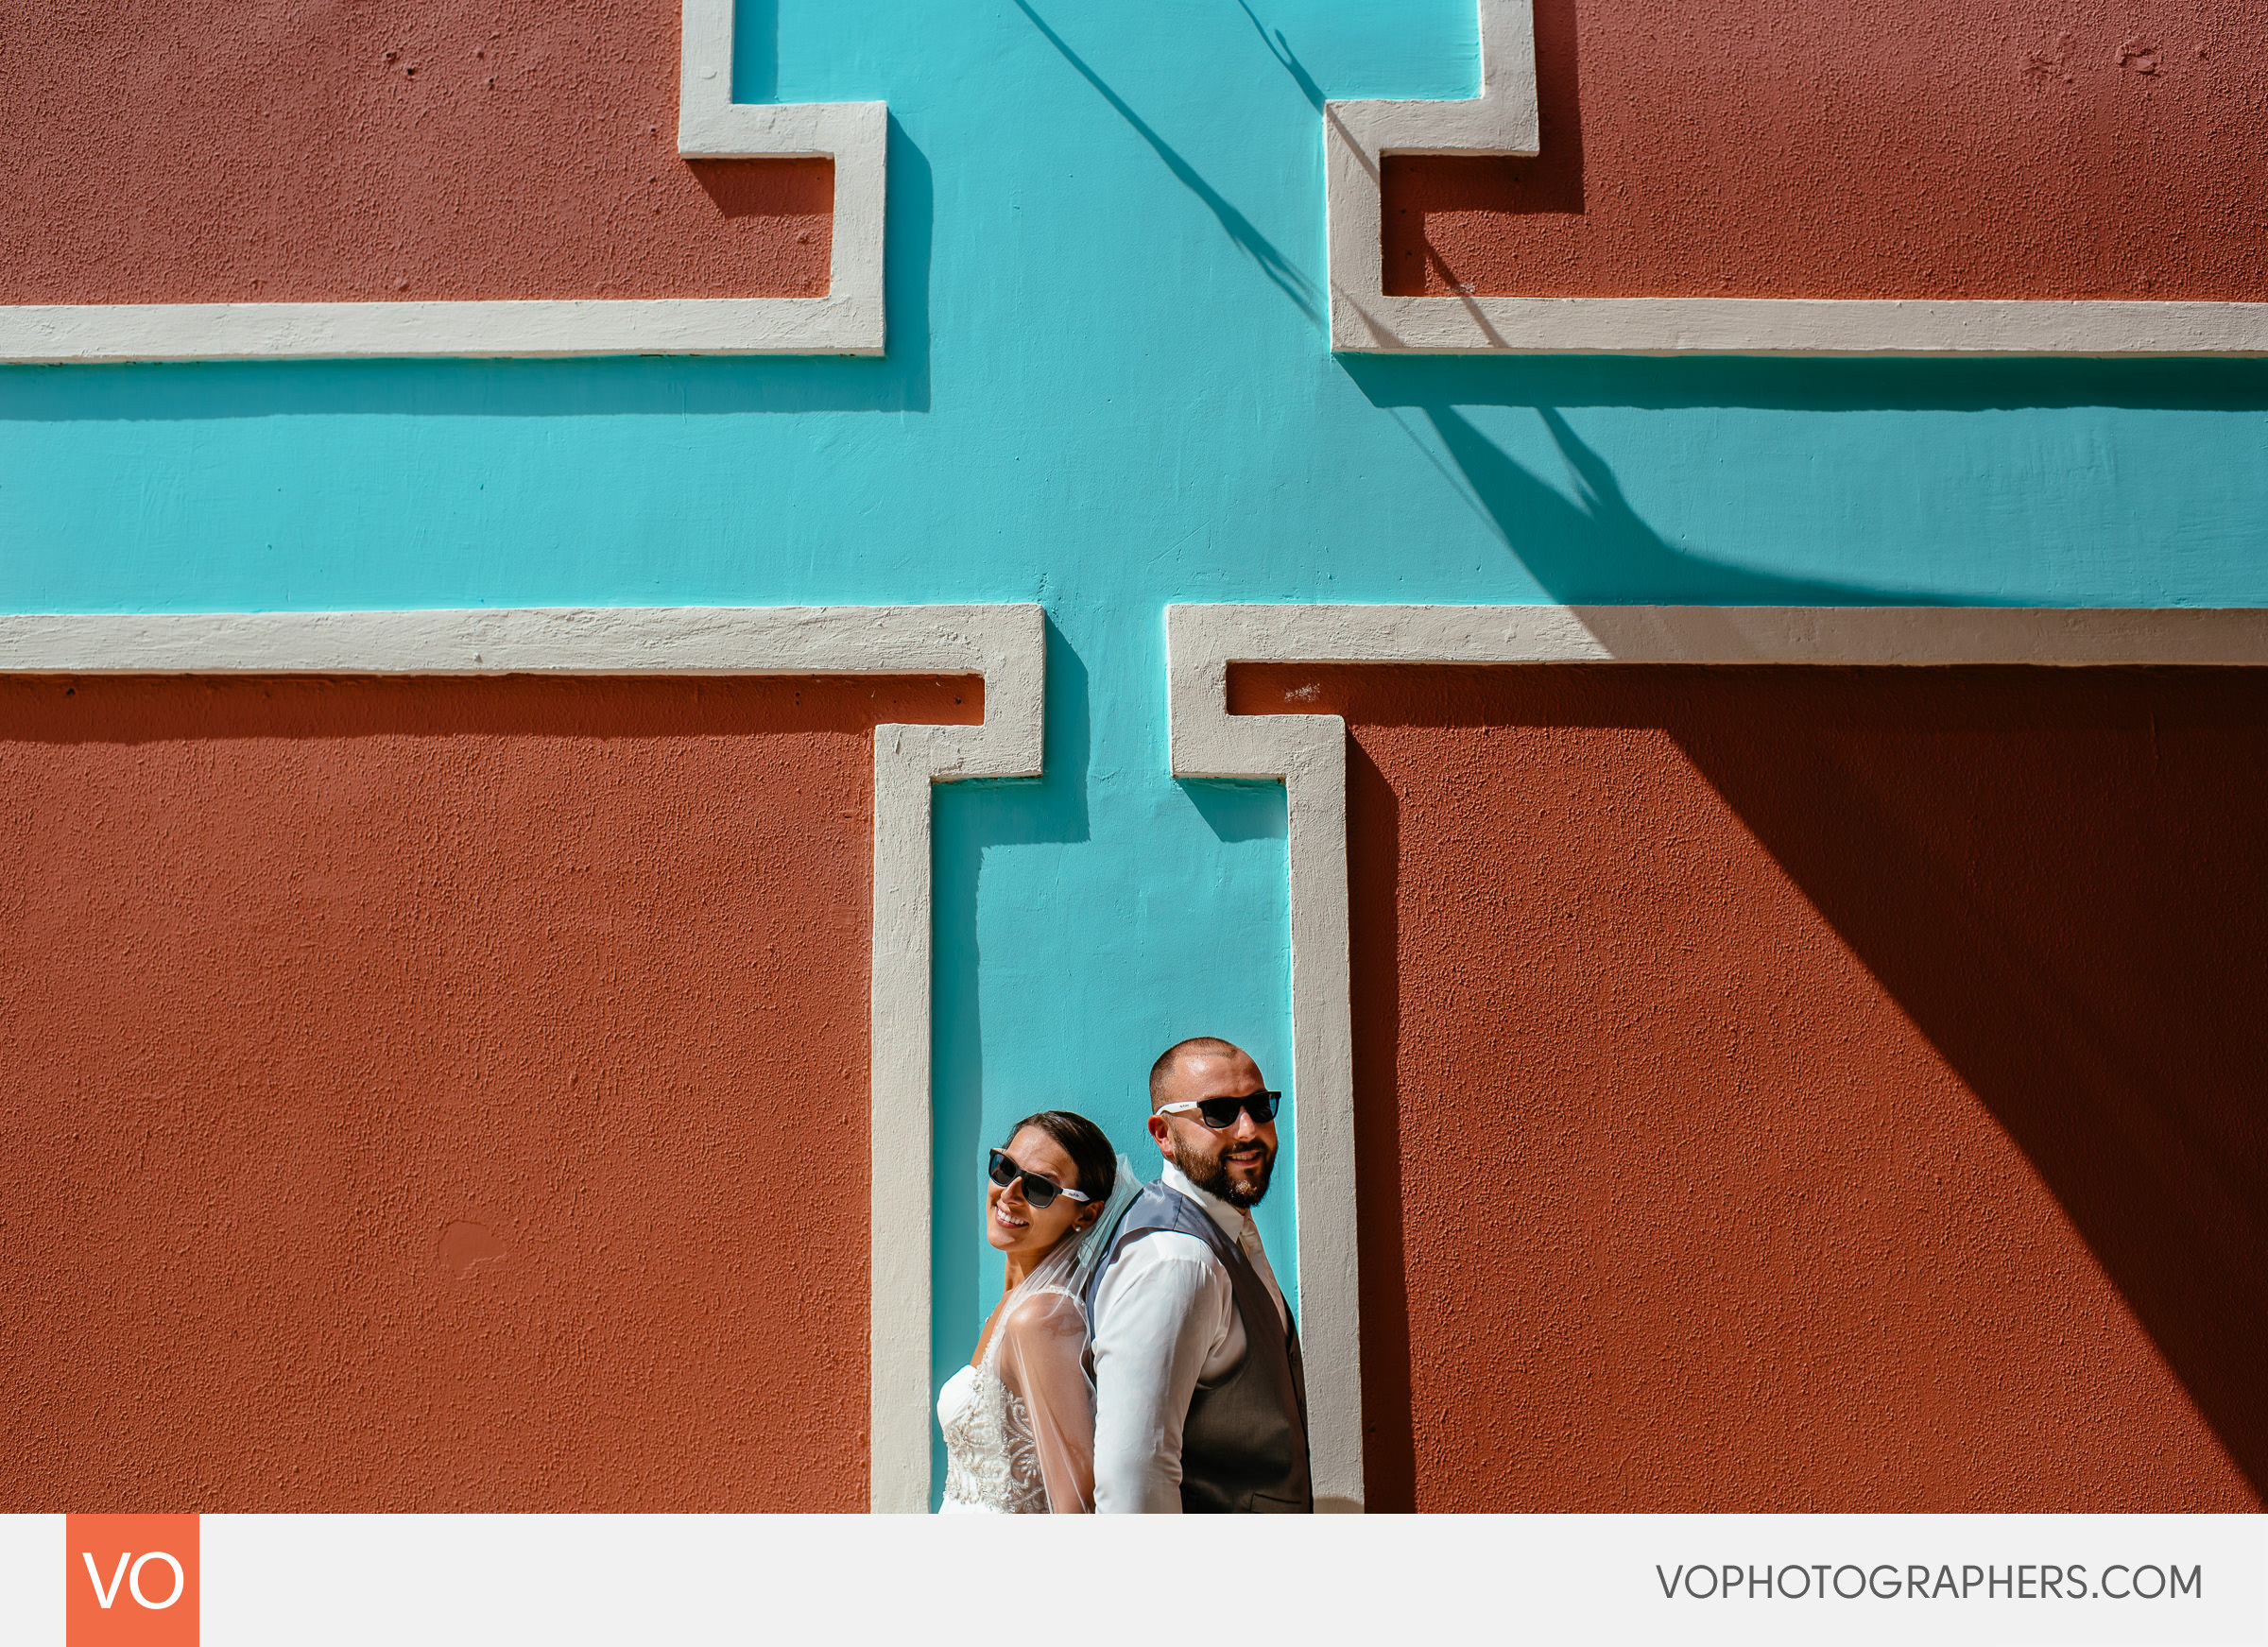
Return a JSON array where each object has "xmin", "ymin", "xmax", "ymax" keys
[{"xmin": 1149, "ymin": 1037, "xmax": 1248, "ymax": 1107}]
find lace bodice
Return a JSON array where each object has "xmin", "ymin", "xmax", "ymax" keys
[
  {"xmin": 936, "ymin": 1280, "xmax": 1094, "ymax": 1514},
  {"xmin": 939, "ymin": 1354, "xmax": 1051, "ymax": 1514}
]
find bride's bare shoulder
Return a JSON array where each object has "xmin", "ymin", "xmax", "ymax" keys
[{"xmin": 1001, "ymin": 1285, "xmax": 1087, "ymax": 1347}]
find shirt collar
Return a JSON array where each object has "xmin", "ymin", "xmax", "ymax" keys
[{"xmin": 1160, "ymin": 1158, "xmax": 1248, "ymax": 1242}]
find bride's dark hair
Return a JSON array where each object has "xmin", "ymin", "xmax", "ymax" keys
[{"xmin": 1004, "ymin": 1109, "xmax": 1117, "ymax": 1205}]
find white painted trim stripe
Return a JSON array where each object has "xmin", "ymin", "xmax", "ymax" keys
[
  {"xmin": 1326, "ymin": 3, "xmax": 2268, "ymax": 356},
  {"xmin": 1326, "ymin": 0, "xmax": 1538, "ymax": 368},
  {"xmin": 676, "ymin": 0, "xmax": 885, "ymax": 354},
  {"xmin": 1339, "ymin": 295, "xmax": 2268, "ymax": 358},
  {"xmin": 0, "ymin": 296, "xmax": 879, "ymax": 366},
  {"xmin": 1169, "ymin": 604, "xmax": 2268, "ymax": 679},
  {"xmin": 0, "ymin": 0, "xmax": 885, "ymax": 364},
  {"xmin": 1165, "ymin": 602, "xmax": 2268, "ymax": 1510},
  {"xmin": 0, "ymin": 603, "xmax": 1047, "ymax": 1514}
]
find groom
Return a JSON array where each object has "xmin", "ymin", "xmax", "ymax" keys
[{"xmin": 1087, "ymin": 1037, "xmax": 1312, "ymax": 1512}]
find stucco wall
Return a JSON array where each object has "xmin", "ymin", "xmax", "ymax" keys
[
  {"xmin": 0, "ymin": 673, "xmax": 974, "ymax": 1510},
  {"xmin": 1, "ymin": 0, "xmax": 831, "ymax": 303},
  {"xmin": 1385, "ymin": 0, "xmax": 2268, "ymax": 300},
  {"xmin": 1234, "ymin": 661, "xmax": 2264, "ymax": 1512},
  {"xmin": 6, "ymin": 0, "xmax": 2267, "ymax": 1513}
]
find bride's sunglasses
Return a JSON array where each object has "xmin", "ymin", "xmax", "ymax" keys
[
  {"xmin": 987, "ymin": 1148, "xmax": 1094, "ymax": 1210},
  {"xmin": 1155, "ymin": 1089, "xmax": 1282, "ymax": 1130}
]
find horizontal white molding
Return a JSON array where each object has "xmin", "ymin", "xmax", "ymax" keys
[
  {"xmin": 0, "ymin": 0, "xmax": 885, "ymax": 363},
  {"xmin": 1327, "ymin": 2, "xmax": 2268, "ymax": 356},
  {"xmin": 0, "ymin": 605, "xmax": 1022, "ymax": 688},
  {"xmin": 1, "ymin": 602, "xmax": 1047, "ymax": 1515},
  {"xmin": 1337, "ymin": 294, "xmax": 2268, "ymax": 358},
  {"xmin": 1164, "ymin": 600, "xmax": 2268, "ymax": 1511},
  {"xmin": 1171, "ymin": 605, "xmax": 2268, "ymax": 696},
  {"xmin": 0, "ymin": 296, "xmax": 879, "ymax": 365}
]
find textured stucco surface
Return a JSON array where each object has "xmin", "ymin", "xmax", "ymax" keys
[
  {"xmin": 8, "ymin": 0, "xmax": 2267, "ymax": 1514},
  {"xmin": 0, "ymin": 673, "xmax": 976, "ymax": 1511},
  {"xmin": 1235, "ymin": 662, "xmax": 2265, "ymax": 1512},
  {"xmin": 0, "ymin": 0, "xmax": 831, "ymax": 304},
  {"xmin": 1384, "ymin": 0, "xmax": 2268, "ymax": 301}
]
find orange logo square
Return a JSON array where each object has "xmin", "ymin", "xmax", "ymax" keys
[{"xmin": 66, "ymin": 1515, "xmax": 198, "ymax": 1647}]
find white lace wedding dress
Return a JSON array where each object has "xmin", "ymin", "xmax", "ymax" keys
[{"xmin": 937, "ymin": 1252, "xmax": 1095, "ymax": 1514}]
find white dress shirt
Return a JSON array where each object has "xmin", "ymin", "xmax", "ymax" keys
[{"xmin": 1090, "ymin": 1160, "xmax": 1290, "ymax": 1514}]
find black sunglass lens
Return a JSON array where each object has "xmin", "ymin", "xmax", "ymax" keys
[
  {"xmin": 988, "ymin": 1150, "xmax": 1061, "ymax": 1209},
  {"xmin": 1194, "ymin": 1092, "xmax": 1281, "ymax": 1126}
]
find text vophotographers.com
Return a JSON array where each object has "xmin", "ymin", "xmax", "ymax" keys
[{"xmin": 1656, "ymin": 1559, "xmax": 2203, "ymax": 1603}]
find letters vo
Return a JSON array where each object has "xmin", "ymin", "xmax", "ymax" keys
[{"xmin": 65, "ymin": 1515, "xmax": 198, "ymax": 1647}]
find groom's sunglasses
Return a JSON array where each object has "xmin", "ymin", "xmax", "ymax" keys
[
  {"xmin": 1155, "ymin": 1090, "xmax": 1282, "ymax": 1130},
  {"xmin": 987, "ymin": 1148, "xmax": 1095, "ymax": 1210}
]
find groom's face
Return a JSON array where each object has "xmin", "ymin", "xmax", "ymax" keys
[{"xmin": 1149, "ymin": 1049, "xmax": 1278, "ymax": 1210}]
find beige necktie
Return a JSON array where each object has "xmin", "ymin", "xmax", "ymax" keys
[{"xmin": 1238, "ymin": 1218, "xmax": 1290, "ymax": 1330}]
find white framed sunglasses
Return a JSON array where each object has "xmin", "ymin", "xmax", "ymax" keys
[
  {"xmin": 1155, "ymin": 1089, "xmax": 1281, "ymax": 1129},
  {"xmin": 987, "ymin": 1148, "xmax": 1094, "ymax": 1210}
]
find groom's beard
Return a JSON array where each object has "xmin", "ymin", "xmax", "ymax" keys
[{"xmin": 1171, "ymin": 1133, "xmax": 1275, "ymax": 1209}]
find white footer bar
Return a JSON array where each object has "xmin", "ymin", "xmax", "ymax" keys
[{"xmin": 4, "ymin": 1512, "xmax": 2260, "ymax": 1645}]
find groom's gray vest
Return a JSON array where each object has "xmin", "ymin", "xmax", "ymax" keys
[{"xmin": 1086, "ymin": 1177, "xmax": 1313, "ymax": 1513}]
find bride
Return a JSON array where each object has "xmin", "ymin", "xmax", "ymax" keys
[{"xmin": 938, "ymin": 1109, "xmax": 1133, "ymax": 1514}]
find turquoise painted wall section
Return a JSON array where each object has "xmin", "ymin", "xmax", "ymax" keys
[{"xmin": 5, "ymin": 0, "xmax": 2265, "ymax": 1505}]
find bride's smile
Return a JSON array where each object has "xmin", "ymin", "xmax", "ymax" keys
[{"xmin": 983, "ymin": 1129, "xmax": 1098, "ymax": 1274}]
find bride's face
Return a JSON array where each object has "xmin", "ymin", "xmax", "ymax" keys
[{"xmin": 986, "ymin": 1125, "xmax": 1095, "ymax": 1259}]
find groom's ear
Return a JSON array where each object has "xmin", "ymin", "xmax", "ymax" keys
[{"xmin": 1146, "ymin": 1110, "xmax": 1171, "ymax": 1149}]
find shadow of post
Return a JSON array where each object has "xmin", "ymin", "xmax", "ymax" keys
[
  {"xmin": 730, "ymin": 0, "xmax": 778, "ymax": 104},
  {"xmin": 1011, "ymin": 0, "xmax": 1320, "ymax": 325},
  {"xmin": 1345, "ymin": 739, "xmax": 1418, "ymax": 1509}
]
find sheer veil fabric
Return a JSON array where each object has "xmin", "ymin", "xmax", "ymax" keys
[{"xmin": 938, "ymin": 1156, "xmax": 1142, "ymax": 1514}]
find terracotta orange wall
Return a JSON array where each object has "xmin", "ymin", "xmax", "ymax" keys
[
  {"xmin": 1385, "ymin": 0, "xmax": 2268, "ymax": 300},
  {"xmin": 0, "ymin": 673, "xmax": 977, "ymax": 1512},
  {"xmin": 1, "ymin": 1, "xmax": 830, "ymax": 304},
  {"xmin": 1233, "ymin": 663, "xmax": 2264, "ymax": 1512}
]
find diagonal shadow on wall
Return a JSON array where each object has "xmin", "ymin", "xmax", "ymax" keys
[
  {"xmin": 1671, "ymin": 669, "xmax": 2268, "ymax": 1501},
  {"xmin": 1341, "ymin": 352, "xmax": 2268, "ymax": 610},
  {"xmin": 1433, "ymin": 400, "xmax": 1933, "ymax": 604},
  {"xmin": 1341, "ymin": 355, "xmax": 1986, "ymax": 605},
  {"xmin": 1344, "ymin": 352, "xmax": 2268, "ymax": 420},
  {"xmin": 1241, "ymin": 663, "xmax": 2267, "ymax": 1509},
  {"xmin": 1011, "ymin": 0, "xmax": 1321, "ymax": 326}
]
